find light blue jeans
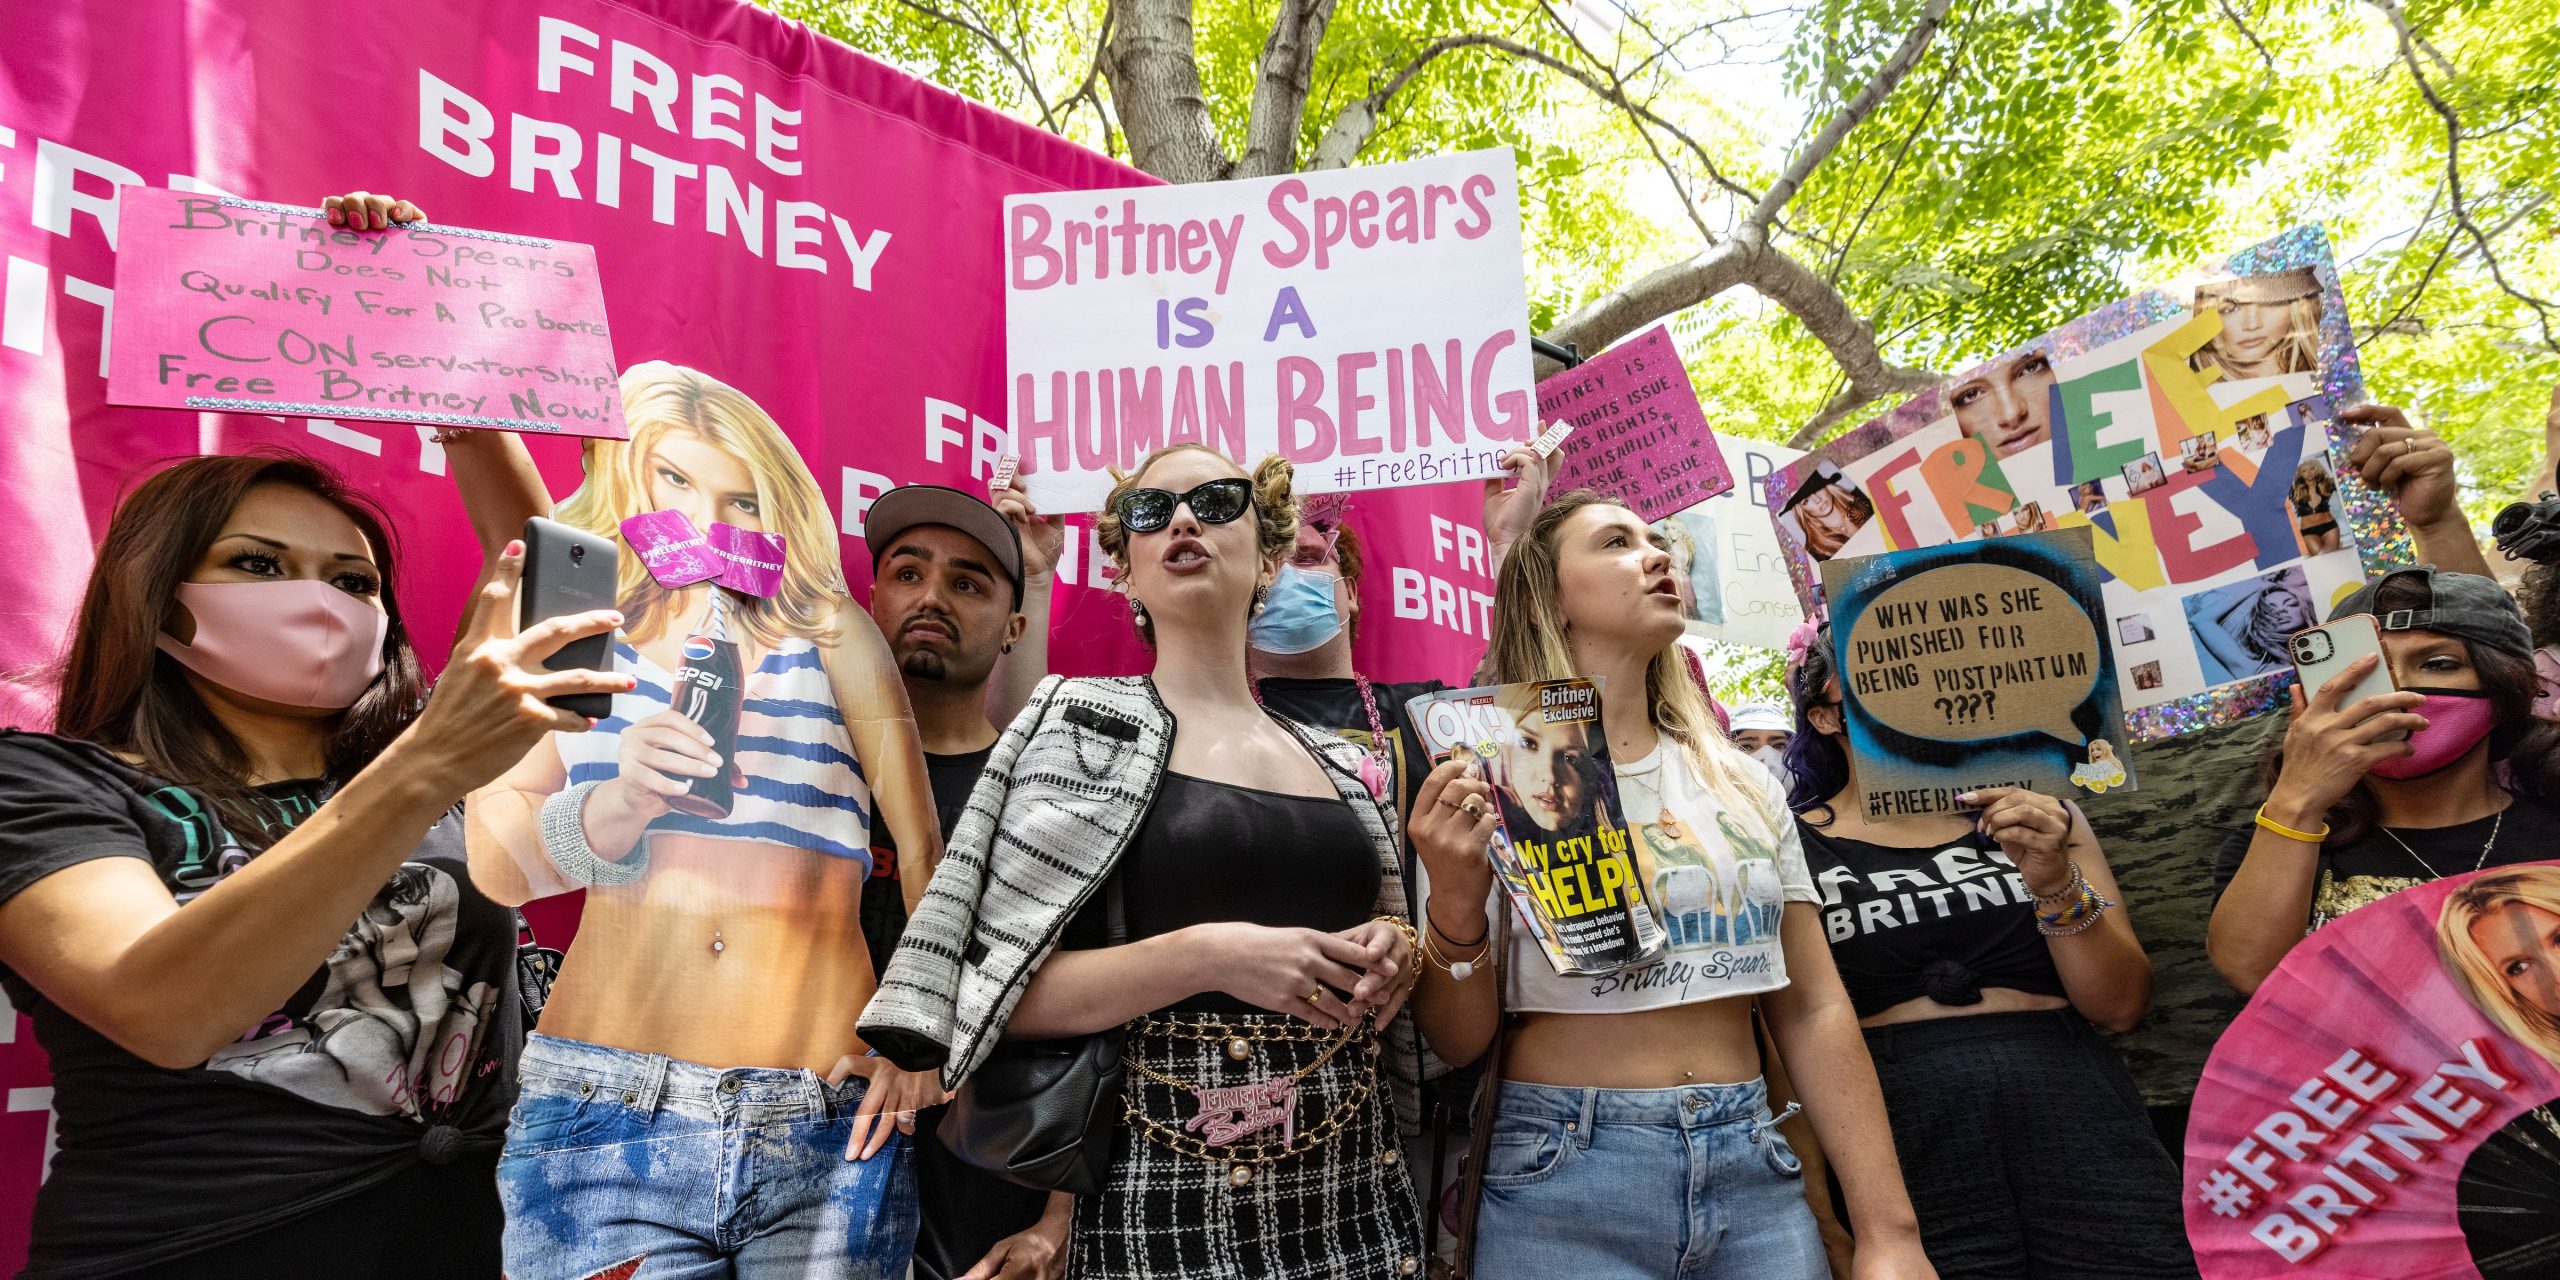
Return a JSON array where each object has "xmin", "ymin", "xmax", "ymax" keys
[
  {"xmin": 498, "ymin": 1033, "xmax": 917, "ymax": 1280},
  {"xmin": 1473, "ymin": 1076, "xmax": 1830, "ymax": 1280}
]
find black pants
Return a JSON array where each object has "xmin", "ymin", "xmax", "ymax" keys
[
  {"xmin": 116, "ymin": 1155, "xmax": 502, "ymax": 1279},
  {"xmin": 1862, "ymin": 1009, "xmax": 2197, "ymax": 1279}
]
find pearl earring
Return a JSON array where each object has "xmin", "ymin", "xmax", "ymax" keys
[{"xmin": 1252, "ymin": 586, "xmax": 1269, "ymax": 614}]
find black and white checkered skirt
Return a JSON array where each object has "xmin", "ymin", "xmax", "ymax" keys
[{"xmin": 1069, "ymin": 1012, "xmax": 1425, "ymax": 1280}]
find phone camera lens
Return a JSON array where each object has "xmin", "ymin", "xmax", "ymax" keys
[{"xmin": 570, "ymin": 545, "xmax": 586, "ymax": 566}]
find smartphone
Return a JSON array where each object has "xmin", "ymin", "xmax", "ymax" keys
[
  {"xmin": 518, "ymin": 516, "xmax": 621, "ymax": 719},
  {"xmin": 2289, "ymin": 615, "xmax": 2403, "ymax": 737}
]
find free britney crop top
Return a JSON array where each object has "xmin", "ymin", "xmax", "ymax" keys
[
  {"xmin": 557, "ymin": 638, "xmax": 875, "ymax": 869},
  {"xmin": 1796, "ymin": 823, "xmax": 2065, "ymax": 1019}
]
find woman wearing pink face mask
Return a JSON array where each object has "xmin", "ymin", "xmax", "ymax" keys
[
  {"xmin": 0, "ymin": 451, "xmax": 628, "ymax": 1277},
  {"xmin": 2209, "ymin": 568, "xmax": 2560, "ymax": 995}
]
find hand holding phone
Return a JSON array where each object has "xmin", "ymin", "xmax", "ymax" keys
[
  {"xmin": 2271, "ymin": 615, "xmax": 2433, "ymax": 819},
  {"xmin": 519, "ymin": 517, "xmax": 622, "ymax": 719},
  {"xmin": 2288, "ymin": 616, "xmax": 2396, "ymax": 732}
]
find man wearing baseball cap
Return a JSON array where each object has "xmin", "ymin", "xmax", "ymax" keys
[{"xmin": 860, "ymin": 482, "xmax": 1070, "ymax": 1280}]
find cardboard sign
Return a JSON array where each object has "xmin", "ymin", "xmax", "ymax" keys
[
  {"xmin": 1654, "ymin": 437, "xmax": 1806, "ymax": 651},
  {"xmin": 106, "ymin": 189, "xmax": 626, "ymax": 436},
  {"xmin": 1005, "ymin": 149, "xmax": 1534, "ymax": 512},
  {"xmin": 1821, "ymin": 527, "xmax": 2133, "ymax": 819},
  {"xmin": 1535, "ymin": 325, "xmax": 1732, "ymax": 521},
  {"xmin": 1765, "ymin": 227, "xmax": 2404, "ymax": 737}
]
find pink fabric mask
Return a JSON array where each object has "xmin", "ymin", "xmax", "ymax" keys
[
  {"xmin": 157, "ymin": 580, "xmax": 389, "ymax": 710},
  {"xmin": 2367, "ymin": 688, "xmax": 2498, "ymax": 779}
]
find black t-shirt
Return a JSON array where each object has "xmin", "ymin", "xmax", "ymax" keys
[
  {"xmin": 860, "ymin": 743, "xmax": 1046, "ymax": 1280},
  {"xmin": 862, "ymin": 746, "xmax": 994, "ymax": 980},
  {"xmin": 0, "ymin": 730, "xmax": 521, "ymax": 1279},
  {"xmin": 1798, "ymin": 822, "xmax": 2067, "ymax": 1019},
  {"xmin": 1058, "ymin": 773, "xmax": 1380, "ymax": 1015},
  {"xmin": 2210, "ymin": 795, "xmax": 2560, "ymax": 931}
]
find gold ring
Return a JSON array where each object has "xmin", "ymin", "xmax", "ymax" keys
[
  {"xmin": 1304, "ymin": 989, "xmax": 1325, "ymax": 1006},
  {"xmin": 1459, "ymin": 797, "xmax": 1487, "ymax": 819}
]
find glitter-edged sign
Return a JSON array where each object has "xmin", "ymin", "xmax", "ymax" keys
[
  {"xmin": 1764, "ymin": 225, "xmax": 2408, "ymax": 741},
  {"xmin": 1535, "ymin": 325, "xmax": 1733, "ymax": 522},
  {"xmin": 107, "ymin": 189, "xmax": 627, "ymax": 437}
]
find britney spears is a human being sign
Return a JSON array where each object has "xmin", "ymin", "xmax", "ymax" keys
[{"xmin": 1004, "ymin": 148, "xmax": 1535, "ymax": 513}]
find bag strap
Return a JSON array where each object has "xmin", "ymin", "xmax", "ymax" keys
[
  {"xmin": 1105, "ymin": 867, "xmax": 1128, "ymax": 948},
  {"xmin": 1449, "ymin": 901, "xmax": 1511, "ymax": 1280}
]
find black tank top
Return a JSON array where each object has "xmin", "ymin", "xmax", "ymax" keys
[
  {"xmin": 1796, "ymin": 821, "xmax": 2066, "ymax": 1019},
  {"xmin": 1062, "ymin": 771, "xmax": 1380, "ymax": 1014}
]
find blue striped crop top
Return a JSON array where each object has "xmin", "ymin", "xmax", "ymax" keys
[{"xmin": 556, "ymin": 638, "xmax": 875, "ymax": 870}]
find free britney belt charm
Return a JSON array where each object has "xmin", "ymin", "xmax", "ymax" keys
[{"xmin": 1186, "ymin": 1076, "xmax": 1299, "ymax": 1145}]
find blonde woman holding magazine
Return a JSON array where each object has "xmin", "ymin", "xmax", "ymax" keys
[{"xmin": 1407, "ymin": 491, "xmax": 1934, "ymax": 1280}]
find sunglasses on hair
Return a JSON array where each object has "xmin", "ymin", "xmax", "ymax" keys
[{"xmin": 1114, "ymin": 479, "xmax": 1254, "ymax": 534}]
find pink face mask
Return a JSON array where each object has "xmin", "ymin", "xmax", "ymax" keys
[
  {"xmin": 2367, "ymin": 688, "xmax": 2498, "ymax": 779},
  {"xmin": 157, "ymin": 580, "xmax": 390, "ymax": 710}
]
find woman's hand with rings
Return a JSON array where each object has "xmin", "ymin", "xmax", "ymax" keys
[
  {"xmin": 1194, "ymin": 923, "xmax": 1377, "ymax": 1029},
  {"xmin": 829, "ymin": 1055, "xmax": 951, "ymax": 1161},
  {"xmin": 2341, "ymin": 405, "xmax": 2458, "ymax": 530},
  {"xmin": 1332, "ymin": 918, "xmax": 1417, "ymax": 1025},
  {"xmin": 1410, "ymin": 757, "xmax": 1500, "ymax": 899}
]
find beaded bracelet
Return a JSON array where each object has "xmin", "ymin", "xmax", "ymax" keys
[{"xmin": 2034, "ymin": 862, "xmax": 2117, "ymax": 938}]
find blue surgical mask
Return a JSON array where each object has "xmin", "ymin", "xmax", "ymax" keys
[{"xmin": 1249, "ymin": 563, "xmax": 1345, "ymax": 655}]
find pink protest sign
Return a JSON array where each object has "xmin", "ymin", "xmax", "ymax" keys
[
  {"xmin": 2184, "ymin": 862, "xmax": 2560, "ymax": 1277},
  {"xmin": 1534, "ymin": 325, "xmax": 1732, "ymax": 522},
  {"xmin": 106, "ymin": 188, "xmax": 626, "ymax": 437}
]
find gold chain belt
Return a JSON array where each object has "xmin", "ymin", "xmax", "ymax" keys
[{"xmin": 1120, "ymin": 1015, "xmax": 1384, "ymax": 1180}]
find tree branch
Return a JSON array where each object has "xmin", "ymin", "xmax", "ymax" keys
[
  {"xmin": 1750, "ymin": 0, "xmax": 1952, "ymax": 230},
  {"xmin": 1101, "ymin": 0, "xmax": 1232, "ymax": 183},
  {"xmin": 2368, "ymin": 0, "xmax": 2560, "ymax": 351},
  {"xmin": 1237, "ymin": 0, "xmax": 1341, "ymax": 178},
  {"xmin": 888, "ymin": 0, "xmax": 1061, "ymax": 130},
  {"xmin": 1538, "ymin": 226, "xmax": 1942, "ymax": 444},
  {"xmin": 2218, "ymin": 0, "xmax": 2279, "ymax": 86}
]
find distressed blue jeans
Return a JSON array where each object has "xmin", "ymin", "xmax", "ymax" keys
[
  {"xmin": 498, "ymin": 1033, "xmax": 917, "ymax": 1280},
  {"xmin": 1473, "ymin": 1076, "xmax": 1830, "ymax": 1280}
]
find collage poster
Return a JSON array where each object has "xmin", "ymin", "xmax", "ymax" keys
[{"xmin": 1765, "ymin": 226, "xmax": 2412, "ymax": 739}]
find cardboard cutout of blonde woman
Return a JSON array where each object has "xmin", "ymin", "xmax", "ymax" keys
[{"xmin": 465, "ymin": 361, "xmax": 943, "ymax": 1278}]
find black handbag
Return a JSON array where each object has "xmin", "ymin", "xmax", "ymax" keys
[{"xmin": 938, "ymin": 875, "xmax": 1127, "ymax": 1195}]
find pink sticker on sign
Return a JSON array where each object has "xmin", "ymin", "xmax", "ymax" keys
[
  {"xmin": 708, "ymin": 523, "xmax": 786, "ymax": 598},
  {"xmin": 105, "ymin": 188, "xmax": 627, "ymax": 438},
  {"xmin": 620, "ymin": 510, "xmax": 720, "ymax": 588},
  {"xmin": 1533, "ymin": 324, "xmax": 1732, "ymax": 522}
]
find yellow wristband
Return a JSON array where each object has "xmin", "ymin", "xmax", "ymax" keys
[{"xmin": 2254, "ymin": 806, "xmax": 2330, "ymax": 844}]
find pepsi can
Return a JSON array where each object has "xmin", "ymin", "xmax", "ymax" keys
[{"xmin": 666, "ymin": 631, "xmax": 745, "ymax": 818}]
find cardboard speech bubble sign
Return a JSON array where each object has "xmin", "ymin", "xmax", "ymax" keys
[
  {"xmin": 1820, "ymin": 527, "xmax": 2134, "ymax": 820},
  {"xmin": 1846, "ymin": 561, "xmax": 2101, "ymax": 748}
]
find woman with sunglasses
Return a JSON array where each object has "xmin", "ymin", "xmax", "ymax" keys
[{"xmin": 862, "ymin": 443, "xmax": 1429, "ymax": 1280}]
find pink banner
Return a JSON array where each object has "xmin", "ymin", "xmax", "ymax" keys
[
  {"xmin": 1536, "ymin": 324, "xmax": 1732, "ymax": 522},
  {"xmin": 2185, "ymin": 863, "xmax": 2560, "ymax": 1277},
  {"xmin": 106, "ymin": 187, "xmax": 628, "ymax": 436},
  {"xmin": 0, "ymin": 0, "xmax": 1514, "ymax": 1264}
]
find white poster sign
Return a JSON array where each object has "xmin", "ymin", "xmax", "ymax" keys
[
  {"xmin": 1005, "ymin": 149, "xmax": 1534, "ymax": 512},
  {"xmin": 1656, "ymin": 437, "xmax": 1807, "ymax": 651}
]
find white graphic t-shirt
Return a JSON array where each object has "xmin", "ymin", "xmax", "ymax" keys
[{"xmin": 1503, "ymin": 742, "xmax": 1817, "ymax": 1013}]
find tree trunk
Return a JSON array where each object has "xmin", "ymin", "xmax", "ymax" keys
[{"xmin": 1102, "ymin": 0, "xmax": 1231, "ymax": 183}]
